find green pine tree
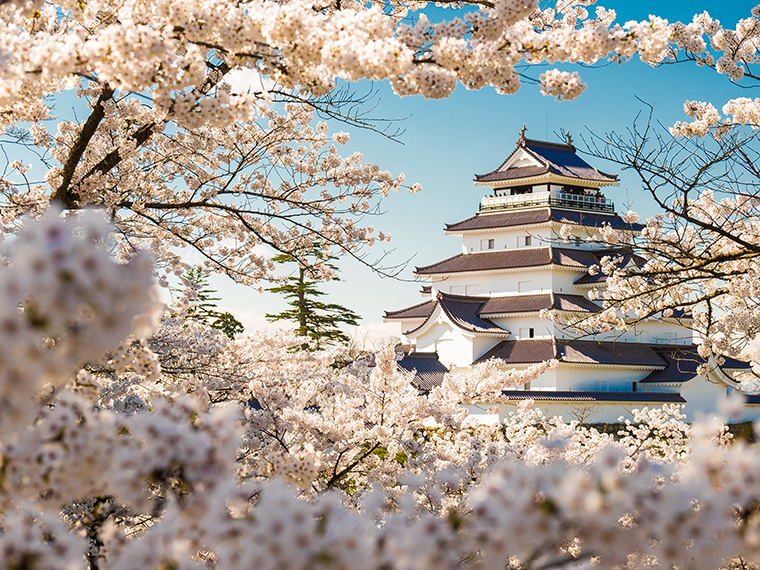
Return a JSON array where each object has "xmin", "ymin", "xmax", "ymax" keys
[
  {"xmin": 181, "ymin": 267, "xmax": 245, "ymax": 339},
  {"xmin": 265, "ymin": 252, "xmax": 360, "ymax": 351}
]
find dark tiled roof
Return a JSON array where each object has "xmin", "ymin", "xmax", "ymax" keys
[
  {"xmin": 437, "ymin": 294, "xmax": 507, "ymax": 334},
  {"xmin": 445, "ymin": 209, "xmax": 642, "ymax": 233},
  {"xmin": 553, "ymin": 248, "xmax": 600, "ymax": 268},
  {"xmin": 551, "ymin": 209, "xmax": 644, "ymax": 231},
  {"xmin": 403, "ymin": 293, "xmax": 510, "ymax": 336},
  {"xmin": 446, "ymin": 209, "xmax": 552, "ymax": 232},
  {"xmin": 573, "ymin": 249, "xmax": 638, "ymax": 285},
  {"xmin": 476, "ymin": 339, "xmax": 667, "ymax": 367},
  {"xmin": 561, "ymin": 340, "xmax": 666, "ymax": 366},
  {"xmin": 574, "ymin": 272, "xmax": 608, "ymax": 285},
  {"xmin": 500, "ymin": 390, "xmax": 685, "ymax": 403},
  {"xmin": 640, "ymin": 345, "xmax": 751, "ymax": 384},
  {"xmin": 384, "ymin": 299, "xmax": 436, "ymax": 320},
  {"xmin": 554, "ymin": 294, "xmax": 603, "ymax": 312},
  {"xmin": 479, "ymin": 293, "xmax": 600, "ymax": 316},
  {"xmin": 480, "ymin": 293, "xmax": 553, "ymax": 315},
  {"xmin": 475, "ymin": 138, "xmax": 618, "ymax": 184},
  {"xmin": 723, "ymin": 356, "xmax": 753, "ymax": 369},
  {"xmin": 415, "ymin": 246, "xmax": 629, "ymax": 276},
  {"xmin": 477, "ymin": 338, "xmax": 557, "ymax": 363},
  {"xmin": 416, "ymin": 249, "xmax": 551, "ymax": 275},
  {"xmin": 397, "ymin": 352, "xmax": 450, "ymax": 391}
]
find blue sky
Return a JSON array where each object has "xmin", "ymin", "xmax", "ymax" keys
[{"xmin": 211, "ymin": 1, "xmax": 758, "ymax": 339}]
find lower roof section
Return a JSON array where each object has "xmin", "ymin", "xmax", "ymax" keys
[
  {"xmin": 500, "ymin": 390, "xmax": 686, "ymax": 403},
  {"xmin": 397, "ymin": 352, "xmax": 450, "ymax": 391},
  {"xmin": 444, "ymin": 208, "xmax": 644, "ymax": 233},
  {"xmin": 414, "ymin": 246, "xmax": 634, "ymax": 277},
  {"xmin": 384, "ymin": 299, "xmax": 436, "ymax": 321},
  {"xmin": 384, "ymin": 291, "xmax": 600, "ymax": 332},
  {"xmin": 476, "ymin": 338, "xmax": 668, "ymax": 367},
  {"xmin": 479, "ymin": 340, "xmax": 751, "ymax": 381}
]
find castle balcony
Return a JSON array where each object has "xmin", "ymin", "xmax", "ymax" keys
[{"xmin": 479, "ymin": 190, "xmax": 614, "ymax": 213}]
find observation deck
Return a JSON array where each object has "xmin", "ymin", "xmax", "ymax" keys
[{"xmin": 479, "ymin": 190, "xmax": 614, "ymax": 213}]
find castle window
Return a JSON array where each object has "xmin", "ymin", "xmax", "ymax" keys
[
  {"xmin": 519, "ymin": 327, "xmax": 535, "ymax": 339},
  {"xmin": 518, "ymin": 280, "xmax": 533, "ymax": 292},
  {"xmin": 481, "ymin": 238, "xmax": 495, "ymax": 250},
  {"xmin": 518, "ymin": 235, "xmax": 532, "ymax": 247}
]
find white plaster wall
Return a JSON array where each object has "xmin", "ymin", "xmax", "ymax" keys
[
  {"xmin": 489, "ymin": 315, "xmax": 553, "ymax": 338},
  {"xmin": 554, "ymin": 366, "xmax": 650, "ymax": 392},
  {"xmin": 592, "ymin": 321, "xmax": 693, "ymax": 345},
  {"xmin": 546, "ymin": 223, "xmax": 615, "ymax": 249},
  {"xmin": 635, "ymin": 320, "xmax": 694, "ymax": 345},
  {"xmin": 489, "ymin": 401, "xmax": 655, "ymax": 423},
  {"xmin": 457, "ymin": 220, "xmax": 623, "ymax": 253},
  {"xmin": 469, "ymin": 399, "xmax": 760, "ymax": 425},
  {"xmin": 504, "ymin": 367, "xmax": 559, "ymax": 389},
  {"xmin": 432, "ymin": 268, "xmax": 563, "ymax": 296},
  {"xmin": 679, "ymin": 377, "xmax": 730, "ymax": 421},
  {"xmin": 461, "ymin": 226, "xmax": 554, "ymax": 253},
  {"xmin": 552, "ymin": 269, "xmax": 590, "ymax": 293},
  {"xmin": 414, "ymin": 322, "xmax": 474, "ymax": 369}
]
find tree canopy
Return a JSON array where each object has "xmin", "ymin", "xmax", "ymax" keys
[
  {"xmin": 265, "ymin": 252, "xmax": 360, "ymax": 350},
  {"xmin": 5, "ymin": 2, "xmax": 760, "ymax": 569}
]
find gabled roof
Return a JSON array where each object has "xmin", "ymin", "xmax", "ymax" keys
[
  {"xmin": 397, "ymin": 352, "xmax": 449, "ymax": 391},
  {"xmin": 435, "ymin": 293, "xmax": 506, "ymax": 334},
  {"xmin": 475, "ymin": 137, "xmax": 618, "ymax": 185},
  {"xmin": 500, "ymin": 390, "xmax": 686, "ymax": 403},
  {"xmin": 415, "ymin": 246, "xmax": 631, "ymax": 276},
  {"xmin": 387, "ymin": 292, "xmax": 599, "ymax": 334},
  {"xmin": 476, "ymin": 339, "xmax": 668, "ymax": 367},
  {"xmin": 399, "ymin": 292, "xmax": 509, "ymax": 336},
  {"xmin": 384, "ymin": 299, "xmax": 436, "ymax": 320},
  {"xmin": 445, "ymin": 208, "xmax": 643, "ymax": 233}
]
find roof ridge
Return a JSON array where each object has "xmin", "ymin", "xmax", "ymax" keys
[
  {"xmin": 522, "ymin": 137, "xmax": 576, "ymax": 152},
  {"xmin": 437, "ymin": 291, "xmax": 491, "ymax": 303},
  {"xmin": 401, "ymin": 351, "xmax": 440, "ymax": 359}
]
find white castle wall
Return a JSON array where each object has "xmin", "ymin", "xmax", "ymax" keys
[
  {"xmin": 431, "ymin": 267, "xmax": 584, "ymax": 296},
  {"xmin": 414, "ymin": 322, "xmax": 476, "ymax": 369}
]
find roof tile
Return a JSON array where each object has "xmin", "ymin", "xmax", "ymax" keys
[
  {"xmin": 384, "ymin": 299, "xmax": 436, "ymax": 320},
  {"xmin": 437, "ymin": 294, "xmax": 507, "ymax": 334},
  {"xmin": 476, "ymin": 339, "xmax": 668, "ymax": 367},
  {"xmin": 397, "ymin": 352, "xmax": 450, "ymax": 391},
  {"xmin": 446, "ymin": 208, "xmax": 643, "ymax": 233},
  {"xmin": 479, "ymin": 293, "xmax": 600, "ymax": 315},
  {"xmin": 415, "ymin": 246, "xmax": 630, "ymax": 276}
]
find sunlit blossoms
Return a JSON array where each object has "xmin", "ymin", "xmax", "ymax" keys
[{"xmin": 6, "ymin": 1, "xmax": 760, "ymax": 569}]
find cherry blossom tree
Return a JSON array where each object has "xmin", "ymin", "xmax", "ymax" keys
[
  {"xmin": 562, "ymin": 113, "xmax": 760, "ymax": 365},
  {"xmin": 4, "ymin": 0, "xmax": 760, "ymax": 283},
  {"xmin": 0, "ymin": 214, "xmax": 747, "ymax": 570},
  {"xmin": 7, "ymin": 2, "xmax": 760, "ymax": 569}
]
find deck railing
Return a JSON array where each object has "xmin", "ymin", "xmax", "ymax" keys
[{"xmin": 480, "ymin": 191, "xmax": 614, "ymax": 213}]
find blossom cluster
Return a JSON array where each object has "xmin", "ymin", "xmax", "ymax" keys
[{"xmin": 2, "ymin": 212, "xmax": 760, "ymax": 570}]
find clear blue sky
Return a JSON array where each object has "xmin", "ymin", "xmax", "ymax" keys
[{"xmin": 213, "ymin": 1, "xmax": 759, "ymax": 338}]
